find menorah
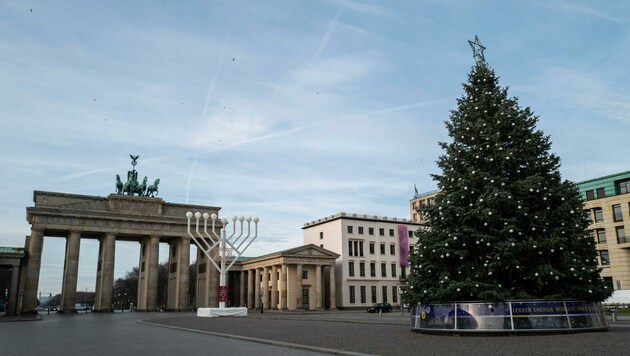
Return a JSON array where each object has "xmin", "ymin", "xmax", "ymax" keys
[{"xmin": 186, "ymin": 212, "xmax": 259, "ymax": 310}]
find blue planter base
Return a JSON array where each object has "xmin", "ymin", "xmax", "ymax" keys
[{"xmin": 411, "ymin": 300, "xmax": 608, "ymax": 334}]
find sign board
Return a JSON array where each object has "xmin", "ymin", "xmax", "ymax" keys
[{"xmin": 218, "ymin": 286, "xmax": 229, "ymax": 302}]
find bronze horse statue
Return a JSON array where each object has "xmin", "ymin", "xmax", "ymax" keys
[
  {"xmin": 146, "ymin": 178, "xmax": 160, "ymax": 197},
  {"xmin": 115, "ymin": 175, "xmax": 124, "ymax": 194}
]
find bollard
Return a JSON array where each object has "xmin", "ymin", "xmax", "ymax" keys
[
  {"xmin": 611, "ymin": 309, "xmax": 617, "ymax": 322},
  {"xmin": 379, "ymin": 310, "xmax": 382, "ymax": 317}
]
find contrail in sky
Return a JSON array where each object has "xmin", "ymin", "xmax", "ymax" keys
[{"xmin": 185, "ymin": 40, "xmax": 230, "ymax": 203}]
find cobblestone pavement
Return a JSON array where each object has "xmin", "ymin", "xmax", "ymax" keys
[
  {"xmin": 1, "ymin": 310, "xmax": 629, "ymax": 356},
  {"xmin": 0, "ymin": 311, "xmax": 332, "ymax": 356},
  {"xmin": 144, "ymin": 310, "xmax": 630, "ymax": 356}
]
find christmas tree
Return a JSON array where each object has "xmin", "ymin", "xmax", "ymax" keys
[{"xmin": 405, "ymin": 37, "xmax": 611, "ymax": 304}]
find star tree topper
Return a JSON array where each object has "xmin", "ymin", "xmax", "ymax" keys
[{"xmin": 468, "ymin": 35, "xmax": 486, "ymax": 64}]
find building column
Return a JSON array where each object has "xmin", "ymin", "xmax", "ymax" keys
[
  {"xmin": 315, "ymin": 265, "xmax": 322, "ymax": 310},
  {"xmin": 254, "ymin": 268, "xmax": 261, "ymax": 309},
  {"xmin": 271, "ymin": 265, "xmax": 278, "ymax": 309},
  {"xmin": 60, "ymin": 230, "xmax": 82, "ymax": 313},
  {"xmin": 167, "ymin": 236, "xmax": 190, "ymax": 311},
  {"xmin": 247, "ymin": 269, "xmax": 254, "ymax": 309},
  {"xmin": 239, "ymin": 271, "xmax": 246, "ymax": 307},
  {"xmin": 329, "ymin": 265, "xmax": 337, "ymax": 309},
  {"xmin": 22, "ymin": 228, "xmax": 44, "ymax": 313},
  {"xmin": 296, "ymin": 264, "xmax": 303, "ymax": 310},
  {"xmin": 94, "ymin": 232, "xmax": 116, "ymax": 312},
  {"xmin": 137, "ymin": 235, "xmax": 159, "ymax": 311},
  {"xmin": 280, "ymin": 264, "xmax": 287, "ymax": 310},
  {"xmin": 7, "ymin": 264, "xmax": 21, "ymax": 315},
  {"xmin": 262, "ymin": 266, "xmax": 269, "ymax": 309}
]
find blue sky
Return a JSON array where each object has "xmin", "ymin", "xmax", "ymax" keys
[{"xmin": 1, "ymin": 0, "xmax": 629, "ymax": 295}]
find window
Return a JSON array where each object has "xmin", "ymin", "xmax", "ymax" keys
[
  {"xmin": 389, "ymin": 229, "xmax": 395, "ymax": 236},
  {"xmin": 613, "ymin": 204, "xmax": 623, "ymax": 222},
  {"xmin": 594, "ymin": 208, "xmax": 604, "ymax": 223},
  {"xmin": 382, "ymin": 286, "xmax": 388, "ymax": 303},
  {"xmin": 381, "ymin": 262, "xmax": 387, "ymax": 277},
  {"xmin": 319, "ymin": 231, "xmax": 323, "ymax": 239},
  {"xmin": 302, "ymin": 270, "xmax": 308, "ymax": 279},
  {"xmin": 401, "ymin": 266, "xmax": 407, "ymax": 280},
  {"xmin": 616, "ymin": 179, "xmax": 630, "ymax": 194},
  {"xmin": 369, "ymin": 227, "xmax": 374, "ymax": 235},
  {"xmin": 596, "ymin": 229, "xmax": 607, "ymax": 244},
  {"xmin": 584, "ymin": 210, "xmax": 592, "ymax": 225},
  {"xmin": 370, "ymin": 262, "xmax": 376, "ymax": 277},
  {"xmin": 359, "ymin": 262, "xmax": 365, "ymax": 277},
  {"xmin": 358, "ymin": 226, "xmax": 364, "ymax": 235},
  {"xmin": 599, "ymin": 250, "xmax": 610, "ymax": 265},
  {"xmin": 597, "ymin": 187, "xmax": 606, "ymax": 198},
  {"xmin": 603, "ymin": 277, "xmax": 613, "ymax": 291},
  {"xmin": 302, "ymin": 288, "xmax": 309, "ymax": 306},
  {"xmin": 371, "ymin": 286, "xmax": 377, "ymax": 303},
  {"xmin": 390, "ymin": 244, "xmax": 396, "ymax": 255},
  {"xmin": 349, "ymin": 241, "xmax": 363, "ymax": 257},
  {"xmin": 380, "ymin": 243, "xmax": 386, "ymax": 255},
  {"xmin": 349, "ymin": 286, "xmax": 355, "ymax": 304},
  {"xmin": 369, "ymin": 243, "xmax": 375, "ymax": 254},
  {"xmin": 408, "ymin": 231, "xmax": 413, "ymax": 238},
  {"xmin": 348, "ymin": 225, "xmax": 353, "ymax": 234},
  {"xmin": 410, "ymin": 246, "xmax": 415, "ymax": 255},
  {"xmin": 320, "ymin": 244, "xmax": 323, "ymax": 248},
  {"xmin": 379, "ymin": 228, "xmax": 385, "ymax": 236},
  {"xmin": 360, "ymin": 286, "xmax": 366, "ymax": 303},
  {"xmin": 391, "ymin": 263, "xmax": 397, "ymax": 277},
  {"xmin": 392, "ymin": 286, "xmax": 398, "ymax": 303},
  {"xmin": 349, "ymin": 262, "xmax": 355, "ymax": 277},
  {"xmin": 616, "ymin": 226, "xmax": 627, "ymax": 244},
  {"xmin": 586, "ymin": 190, "xmax": 595, "ymax": 200}
]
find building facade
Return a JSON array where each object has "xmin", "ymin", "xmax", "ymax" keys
[
  {"xmin": 303, "ymin": 212, "xmax": 424, "ymax": 309},
  {"xmin": 409, "ymin": 190, "xmax": 438, "ymax": 223},
  {"xmin": 577, "ymin": 171, "xmax": 630, "ymax": 291}
]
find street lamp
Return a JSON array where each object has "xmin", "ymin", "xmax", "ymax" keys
[
  {"xmin": 186, "ymin": 212, "xmax": 259, "ymax": 310},
  {"xmin": 399, "ymin": 289, "xmax": 404, "ymax": 316}
]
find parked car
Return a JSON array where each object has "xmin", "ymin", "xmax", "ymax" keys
[{"xmin": 367, "ymin": 303, "xmax": 392, "ymax": 313}]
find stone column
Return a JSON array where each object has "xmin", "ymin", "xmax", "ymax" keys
[
  {"xmin": 60, "ymin": 230, "xmax": 82, "ymax": 313},
  {"xmin": 262, "ymin": 266, "xmax": 269, "ymax": 309},
  {"xmin": 247, "ymin": 269, "xmax": 254, "ymax": 309},
  {"xmin": 7, "ymin": 264, "xmax": 21, "ymax": 315},
  {"xmin": 315, "ymin": 265, "xmax": 322, "ymax": 310},
  {"xmin": 296, "ymin": 264, "xmax": 303, "ymax": 310},
  {"xmin": 137, "ymin": 235, "xmax": 159, "ymax": 311},
  {"xmin": 94, "ymin": 232, "xmax": 116, "ymax": 312},
  {"xmin": 22, "ymin": 228, "xmax": 44, "ymax": 313},
  {"xmin": 280, "ymin": 264, "xmax": 287, "ymax": 310},
  {"xmin": 178, "ymin": 237, "xmax": 190, "ymax": 311},
  {"xmin": 254, "ymin": 268, "xmax": 261, "ymax": 309},
  {"xmin": 239, "ymin": 271, "xmax": 246, "ymax": 307},
  {"xmin": 271, "ymin": 265, "xmax": 278, "ymax": 309},
  {"xmin": 329, "ymin": 265, "xmax": 337, "ymax": 309}
]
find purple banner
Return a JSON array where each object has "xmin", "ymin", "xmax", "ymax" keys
[{"xmin": 398, "ymin": 225, "xmax": 409, "ymax": 267}]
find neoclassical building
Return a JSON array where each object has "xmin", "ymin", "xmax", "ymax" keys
[{"xmin": 303, "ymin": 212, "xmax": 424, "ymax": 309}]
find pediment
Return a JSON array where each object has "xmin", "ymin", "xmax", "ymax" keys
[{"xmin": 283, "ymin": 244, "xmax": 339, "ymax": 259}]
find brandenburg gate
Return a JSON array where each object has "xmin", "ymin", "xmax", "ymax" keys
[{"xmin": 22, "ymin": 190, "xmax": 220, "ymax": 313}]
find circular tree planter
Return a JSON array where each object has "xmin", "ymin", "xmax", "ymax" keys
[{"xmin": 411, "ymin": 300, "xmax": 607, "ymax": 334}]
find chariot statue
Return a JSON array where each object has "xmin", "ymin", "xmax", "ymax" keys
[{"xmin": 114, "ymin": 155, "xmax": 160, "ymax": 197}]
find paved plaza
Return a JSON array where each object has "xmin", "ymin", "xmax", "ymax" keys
[{"xmin": 1, "ymin": 310, "xmax": 629, "ymax": 355}]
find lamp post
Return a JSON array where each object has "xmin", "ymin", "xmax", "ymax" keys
[
  {"xmin": 186, "ymin": 212, "xmax": 259, "ymax": 309},
  {"xmin": 399, "ymin": 289, "xmax": 404, "ymax": 316}
]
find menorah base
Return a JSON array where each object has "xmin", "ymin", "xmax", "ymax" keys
[{"xmin": 197, "ymin": 307, "xmax": 248, "ymax": 318}]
